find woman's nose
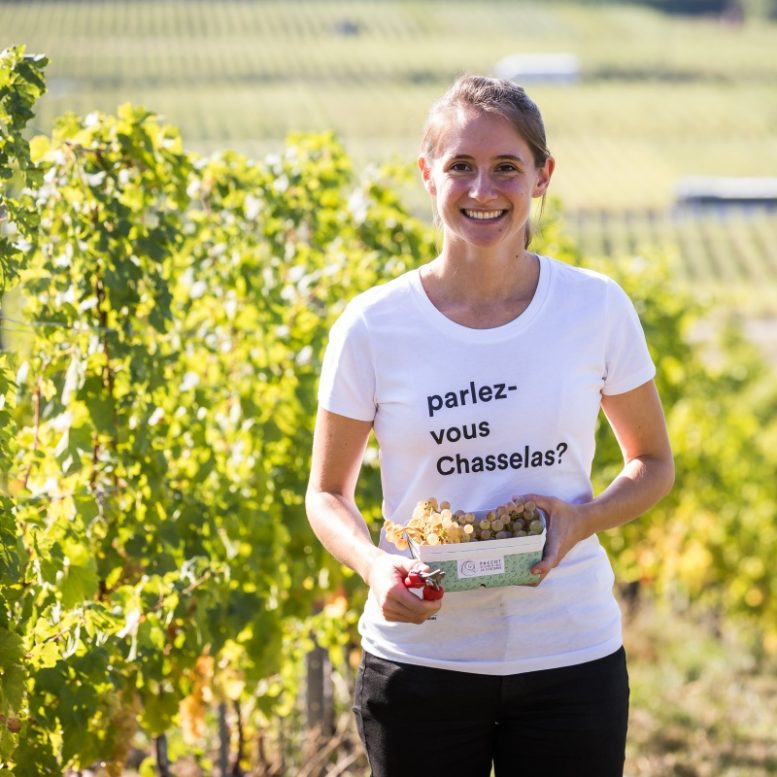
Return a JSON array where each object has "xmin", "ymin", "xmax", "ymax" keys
[{"xmin": 469, "ymin": 171, "xmax": 496, "ymax": 201}]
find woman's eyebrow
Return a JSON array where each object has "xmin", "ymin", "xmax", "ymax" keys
[{"xmin": 446, "ymin": 153, "xmax": 527, "ymax": 163}]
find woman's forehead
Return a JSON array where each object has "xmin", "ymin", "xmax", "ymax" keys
[{"xmin": 433, "ymin": 107, "xmax": 531, "ymax": 159}]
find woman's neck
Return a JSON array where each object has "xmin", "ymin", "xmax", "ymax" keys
[{"xmin": 419, "ymin": 247, "xmax": 540, "ymax": 329}]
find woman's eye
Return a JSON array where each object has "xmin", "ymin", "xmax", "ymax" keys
[
  {"xmin": 449, "ymin": 162, "xmax": 470, "ymax": 172},
  {"xmin": 496, "ymin": 164, "xmax": 518, "ymax": 173}
]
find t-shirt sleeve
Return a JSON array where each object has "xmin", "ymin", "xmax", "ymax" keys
[
  {"xmin": 317, "ymin": 303, "xmax": 377, "ymax": 422},
  {"xmin": 601, "ymin": 279, "xmax": 656, "ymax": 396}
]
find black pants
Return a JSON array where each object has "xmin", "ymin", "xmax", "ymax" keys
[{"xmin": 354, "ymin": 647, "xmax": 629, "ymax": 777}]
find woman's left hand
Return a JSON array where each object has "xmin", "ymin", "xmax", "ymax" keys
[
  {"xmin": 522, "ymin": 381, "xmax": 675, "ymax": 584},
  {"xmin": 520, "ymin": 494, "xmax": 591, "ymax": 581}
]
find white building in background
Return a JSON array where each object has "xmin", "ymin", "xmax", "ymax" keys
[
  {"xmin": 674, "ymin": 177, "xmax": 777, "ymax": 208},
  {"xmin": 493, "ymin": 53, "xmax": 581, "ymax": 85}
]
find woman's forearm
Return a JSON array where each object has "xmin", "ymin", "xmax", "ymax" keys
[
  {"xmin": 306, "ymin": 487, "xmax": 442, "ymax": 623},
  {"xmin": 579, "ymin": 452, "xmax": 675, "ymax": 538},
  {"xmin": 305, "ymin": 488, "xmax": 384, "ymax": 585},
  {"xmin": 582, "ymin": 380, "xmax": 675, "ymax": 537}
]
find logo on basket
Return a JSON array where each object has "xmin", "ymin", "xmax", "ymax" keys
[
  {"xmin": 459, "ymin": 560, "xmax": 478, "ymax": 577},
  {"xmin": 458, "ymin": 556, "xmax": 505, "ymax": 579}
]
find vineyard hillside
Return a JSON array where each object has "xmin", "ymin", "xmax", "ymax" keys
[
  {"xmin": 1, "ymin": 0, "xmax": 776, "ymax": 213},
  {"xmin": 2, "ymin": 0, "xmax": 777, "ymax": 338}
]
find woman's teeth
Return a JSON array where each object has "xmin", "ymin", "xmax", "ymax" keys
[{"xmin": 464, "ymin": 210, "xmax": 504, "ymax": 220}]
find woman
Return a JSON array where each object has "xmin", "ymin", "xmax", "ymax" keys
[{"xmin": 306, "ymin": 74, "xmax": 674, "ymax": 777}]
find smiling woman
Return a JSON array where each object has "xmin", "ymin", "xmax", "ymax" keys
[{"xmin": 306, "ymin": 74, "xmax": 674, "ymax": 777}]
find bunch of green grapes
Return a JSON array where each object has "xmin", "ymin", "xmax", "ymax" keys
[{"xmin": 384, "ymin": 497, "xmax": 545, "ymax": 549}]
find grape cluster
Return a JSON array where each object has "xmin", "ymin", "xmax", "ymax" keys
[{"xmin": 384, "ymin": 497, "xmax": 545, "ymax": 550}]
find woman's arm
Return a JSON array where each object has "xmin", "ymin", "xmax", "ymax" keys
[
  {"xmin": 529, "ymin": 379, "xmax": 675, "ymax": 577},
  {"xmin": 305, "ymin": 408, "xmax": 442, "ymax": 623}
]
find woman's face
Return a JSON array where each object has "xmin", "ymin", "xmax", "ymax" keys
[{"xmin": 419, "ymin": 108, "xmax": 553, "ymax": 253}]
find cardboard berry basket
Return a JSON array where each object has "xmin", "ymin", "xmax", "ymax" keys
[{"xmin": 406, "ymin": 509, "xmax": 546, "ymax": 592}]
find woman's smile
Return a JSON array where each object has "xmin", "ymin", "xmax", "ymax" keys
[{"xmin": 462, "ymin": 209, "xmax": 507, "ymax": 221}]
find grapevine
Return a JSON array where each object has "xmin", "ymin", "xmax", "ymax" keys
[
  {"xmin": 1, "ymin": 48, "xmax": 437, "ymax": 773},
  {"xmin": 0, "ymin": 44, "xmax": 49, "ymax": 772}
]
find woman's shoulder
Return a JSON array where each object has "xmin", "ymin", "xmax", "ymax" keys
[
  {"xmin": 541, "ymin": 256, "xmax": 643, "ymax": 332},
  {"xmin": 543, "ymin": 255, "xmax": 616, "ymax": 288},
  {"xmin": 542, "ymin": 255, "xmax": 628, "ymax": 302}
]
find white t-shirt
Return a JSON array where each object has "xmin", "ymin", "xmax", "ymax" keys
[{"xmin": 318, "ymin": 254, "xmax": 655, "ymax": 675}]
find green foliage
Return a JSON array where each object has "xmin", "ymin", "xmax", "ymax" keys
[
  {"xmin": 0, "ymin": 44, "xmax": 48, "ymax": 768},
  {"xmin": 580, "ymin": 249, "xmax": 777, "ymax": 650},
  {"xmin": 538, "ymin": 198, "xmax": 777, "ymax": 650},
  {"xmin": 2, "ymin": 56, "xmax": 435, "ymax": 769},
  {"xmin": 0, "ymin": 45, "xmax": 47, "ymax": 287}
]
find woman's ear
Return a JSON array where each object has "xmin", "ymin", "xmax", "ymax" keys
[
  {"xmin": 418, "ymin": 155, "xmax": 437, "ymax": 196},
  {"xmin": 532, "ymin": 156, "xmax": 555, "ymax": 198}
]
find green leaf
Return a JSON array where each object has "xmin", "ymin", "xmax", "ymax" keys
[
  {"xmin": 0, "ymin": 628, "xmax": 24, "ymax": 668},
  {"xmin": 58, "ymin": 544, "xmax": 99, "ymax": 608},
  {"xmin": 140, "ymin": 689, "xmax": 179, "ymax": 736},
  {"xmin": 0, "ymin": 662, "xmax": 26, "ymax": 712},
  {"xmin": 0, "ymin": 629, "xmax": 26, "ymax": 711}
]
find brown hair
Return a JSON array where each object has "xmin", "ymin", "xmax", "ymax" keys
[{"xmin": 420, "ymin": 74, "xmax": 552, "ymax": 248}]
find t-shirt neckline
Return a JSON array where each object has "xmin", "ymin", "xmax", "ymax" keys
[{"xmin": 407, "ymin": 254, "xmax": 552, "ymax": 342}]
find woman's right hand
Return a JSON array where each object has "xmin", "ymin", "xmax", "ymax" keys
[{"xmin": 366, "ymin": 553, "xmax": 443, "ymax": 624}]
